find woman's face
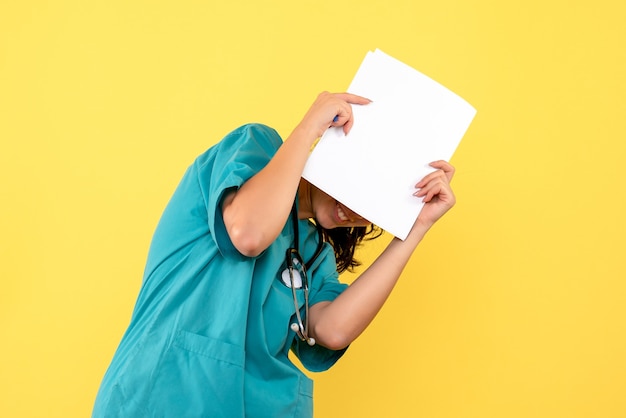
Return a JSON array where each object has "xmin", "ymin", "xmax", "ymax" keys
[{"xmin": 309, "ymin": 186, "xmax": 371, "ymax": 230}]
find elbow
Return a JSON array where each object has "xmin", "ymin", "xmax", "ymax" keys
[
  {"xmin": 321, "ymin": 336, "xmax": 350, "ymax": 352},
  {"xmin": 228, "ymin": 224, "xmax": 265, "ymax": 257},
  {"xmin": 309, "ymin": 303, "xmax": 356, "ymax": 350},
  {"xmin": 222, "ymin": 197, "xmax": 268, "ymax": 257},
  {"xmin": 313, "ymin": 323, "xmax": 352, "ymax": 351}
]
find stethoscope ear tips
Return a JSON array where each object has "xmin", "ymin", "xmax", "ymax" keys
[
  {"xmin": 307, "ymin": 338, "xmax": 316, "ymax": 346},
  {"xmin": 290, "ymin": 323, "xmax": 300, "ymax": 332}
]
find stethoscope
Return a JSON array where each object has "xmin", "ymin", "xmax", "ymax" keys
[{"xmin": 283, "ymin": 200, "xmax": 324, "ymax": 346}]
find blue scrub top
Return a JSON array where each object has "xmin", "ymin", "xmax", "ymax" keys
[{"xmin": 93, "ymin": 124, "xmax": 348, "ymax": 418}]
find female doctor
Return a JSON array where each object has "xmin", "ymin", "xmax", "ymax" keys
[{"xmin": 92, "ymin": 92, "xmax": 456, "ymax": 417}]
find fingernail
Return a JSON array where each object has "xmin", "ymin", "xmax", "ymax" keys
[{"xmin": 333, "ymin": 115, "xmax": 339, "ymax": 123}]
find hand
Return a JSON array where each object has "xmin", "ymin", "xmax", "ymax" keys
[
  {"xmin": 413, "ymin": 161, "xmax": 456, "ymax": 228},
  {"xmin": 298, "ymin": 91, "xmax": 371, "ymax": 138}
]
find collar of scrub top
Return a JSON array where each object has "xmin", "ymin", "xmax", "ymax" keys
[{"xmin": 287, "ymin": 200, "xmax": 324, "ymax": 346}]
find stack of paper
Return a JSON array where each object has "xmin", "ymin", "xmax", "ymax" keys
[{"xmin": 302, "ymin": 49, "xmax": 476, "ymax": 240}]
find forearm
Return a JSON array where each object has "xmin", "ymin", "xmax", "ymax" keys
[{"xmin": 310, "ymin": 220, "xmax": 433, "ymax": 350}]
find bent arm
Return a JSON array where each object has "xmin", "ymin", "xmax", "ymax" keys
[
  {"xmin": 221, "ymin": 125, "xmax": 315, "ymax": 257},
  {"xmin": 308, "ymin": 161, "xmax": 456, "ymax": 350},
  {"xmin": 222, "ymin": 92, "xmax": 370, "ymax": 257}
]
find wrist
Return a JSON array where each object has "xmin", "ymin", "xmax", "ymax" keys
[
  {"xmin": 404, "ymin": 217, "xmax": 433, "ymax": 244},
  {"xmin": 414, "ymin": 216, "xmax": 435, "ymax": 231},
  {"xmin": 293, "ymin": 120, "xmax": 325, "ymax": 144}
]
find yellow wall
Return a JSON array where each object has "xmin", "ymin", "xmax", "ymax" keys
[{"xmin": 1, "ymin": 1, "xmax": 625, "ymax": 416}]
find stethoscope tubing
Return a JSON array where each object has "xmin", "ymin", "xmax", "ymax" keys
[{"xmin": 287, "ymin": 200, "xmax": 323, "ymax": 346}]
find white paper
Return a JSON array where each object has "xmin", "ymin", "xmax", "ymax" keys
[{"xmin": 302, "ymin": 49, "xmax": 476, "ymax": 240}]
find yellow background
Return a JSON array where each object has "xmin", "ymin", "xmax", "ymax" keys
[{"xmin": 1, "ymin": 0, "xmax": 625, "ymax": 417}]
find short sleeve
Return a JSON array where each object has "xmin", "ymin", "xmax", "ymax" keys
[
  {"xmin": 291, "ymin": 339, "xmax": 348, "ymax": 373},
  {"xmin": 195, "ymin": 124, "xmax": 283, "ymax": 259}
]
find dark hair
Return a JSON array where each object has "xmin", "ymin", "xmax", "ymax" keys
[{"xmin": 321, "ymin": 224, "xmax": 383, "ymax": 274}]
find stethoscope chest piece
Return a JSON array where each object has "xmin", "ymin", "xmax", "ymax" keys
[{"xmin": 280, "ymin": 258, "xmax": 304, "ymax": 289}]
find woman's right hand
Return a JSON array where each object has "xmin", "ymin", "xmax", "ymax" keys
[{"xmin": 297, "ymin": 92, "xmax": 371, "ymax": 139}]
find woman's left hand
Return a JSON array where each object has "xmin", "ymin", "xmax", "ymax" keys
[{"xmin": 412, "ymin": 160, "xmax": 456, "ymax": 228}]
